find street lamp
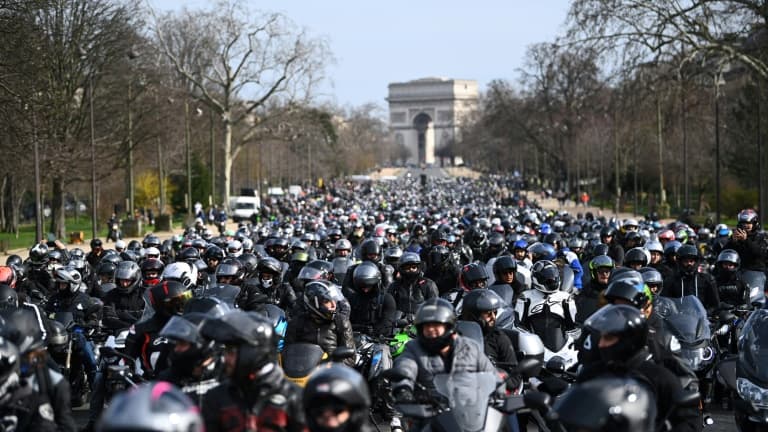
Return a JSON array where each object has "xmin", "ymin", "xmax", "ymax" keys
[
  {"xmin": 126, "ymin": 49, "xmax": 139, "ymax": 218},
  {"xmin": 78, "ymin": 46, "xmax": 98, "ymax": 239},
  {"xmin": 714, "ymin": 72, "xmax": 725, "ymax": 224}
]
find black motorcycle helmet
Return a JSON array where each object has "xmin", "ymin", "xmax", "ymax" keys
[
  {"xmin": 531, "ymin": 260, "xmax": 561, "ymax": 293},
  {"xmin": 603, "ymin": 274, "xmax": 651, "ymax": 310},
  {"xmin": 5, "ymin": 255, "xmax": 22, "ymax": 269},
  {"xmin": 584, "ymin": 304, "xmax": 648, "ymax": 365},
  {"xmin": 716, "ymin": 249, "xmax": 740, "ymax": 279},
  {"xmin": 303, "ymin": 364, "xmax": 371, "ymax": 432},
  {"xmin": 589, "ymin": 254, "xmax": 615, "ymax": 281},
  {"xmin": 176, "ymin": 247, "xmax": 200, "ymax": 265},
  {"xmin": 638, "ymin": 267, "xmax": 663, "ymax": 295},
  {"xmin": 600, "ymin": 226, "xmax": 617, "ymax": 242},
  {"xmin": 429, "ymin": 229, "xmax": 449, "ymax": 246},
  {"xmin": 304, "ymin": 280, "xmax": 338, "ymax": 322},
  {"xmin": 28, "ymin": 243, "xmax": 49, "ymax": 267},
  {"xmin": 492, "ymin": 255, "xmax": 517, "ymax": 283},
  {"xmin": 554, "ymin": 376, "xmax": 656, "ymax": 432},
  {"xmin": 203, "ymin": 245, "xmax": 226, "ymax": 269},
  {"xmin": 160, "ymin": 314, "xmax": 217, "ymax": 379},
  {"xmin": 0, "ymin": 308, "xmax": 45, "ymax": 356},
  {"xmin": 383, "ymin": 247, "xmax": 403, "ymax": 267},
  {"xmin": 216, "ymin": 258, "xmax": 246, "ymax": 286},
  {"xmin": 98, "ymin": 381, "xmax": 204, "ymax": 432},
  {"xmin": 256, "ymin": 257, "xmax": 283, "ymax": 286},
  {"xmin": 149, "ymin": 280, "xmax": 192, "ymax": 318},
  {"xmin": 676, "ymin": 244, "xmax": 699, "ymax": 275},
  {"xmin": 352, "ymin": 262, "xmax": 381, "ymax": 297},
  {"xmin": 359, "ymin": 239, "xmax": 381, "ymax": 263},
  {"xmin": 237, "ymin": 253, "xmax": 259, "ymax": 279},
  {"xmin": 460, "ymin": 262, "xmax": 489, "ymax": 290},
  {"xmin": 201, "ymin": 310, "xmax": 278, "ymax": 387},
  {"xmin": 0, "ymin": 284, "xmax": 18, "ymax": 311},
  {"xmin": 427, "ymin": 245, "xmax": 451, "ymax": 269},
  {"xmin": 414, "ymin": 298, "xmax": 456, "ymax": 355},
  {"xmin": 461, "ymin": 289, "xmax": 504, "ymax": 334},
  {"xmin": 114, "ymin": 261, "xmax": 141, "ymax": 294},
  {"xmin": 142, "ymin": 234, "xmax": 161, "ymax": 250},
  {"xmin": 623, "ymin": 247, "xmax": 648, "ymax": 269},
  {"xmin": 398, "ymin": 252, "xmax": 422, "ymax": 281},
  {"xmin": 140, "ymin": 258, "xmax": 165, "ymax": 284}
]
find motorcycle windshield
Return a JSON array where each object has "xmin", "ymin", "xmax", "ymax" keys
[
  {"xmin": 434, "ymin": 371, "xmax": 497, "ymax": 432},
  {"xmin": 742, "ymin": 270, "xmax": 766, "ymax": 306},
  {"xmin": 203, "ymin": 284, "xmax": 240, "ymax": 308},
  {"xmin": 739, "ymin": 309, "xmax": 768, "ymax": 383},
  {"xmin": 281, "ymin": 343, "xmax": 325, "ymax": 377},
  {"xmin": 662, "ymin": 296, "xmax": 710, "ymax": 346}
]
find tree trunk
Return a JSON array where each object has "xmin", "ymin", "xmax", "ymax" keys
[
  {"xmin": 49, "ymin": 177, "xmax": 66, "ymax": 240},
  {"xmin": 223, "ymin": 117, "xmax": 233, "ymax": 210},
  {"xmin": 0, "ymin": 174, "xmax": 6, "ymax": 232}
]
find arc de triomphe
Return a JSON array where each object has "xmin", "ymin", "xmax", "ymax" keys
[{"xmin": 387, "ymin": 78, "xmax": 478, "ymax": 166}]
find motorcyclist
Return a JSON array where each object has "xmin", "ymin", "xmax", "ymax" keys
[
  {"xmin": 44, "ymin": 266, "xmax": 101, "ymax": 405},
  {"xmin": 203, "ymin": 245, "xmax": 226, "ymax": 286},
  {"xmin": 0, "ymin": 308, "xmax": 77, "ymax": 431},
  {"xmin": 102, "ymin": 260, "xmax": 145, "ymax": 332},
  {"xmin": 442, "ymin": 261, "xmax": 489, "ymax": 308},
  {"xmin": 238, "ymin": 256, "xmax": 297, "ymax": 312},
  {"xmin": 423, "ymin": 245, "xmax": 460, "ymax": 295},
  {"xmin": 713, "ymin": 249, "xmax": 748, "ymax": 307},
  {"xmin": 575, "ymin": 255, "xmax": 614, "ymax": 324},
  {"xmin": 515, "ymin": 260, "xmax": 577, "ymax": 333},
  {"xmin": 599, "ymin": 226, "xmax": 625, "ymax": 266},
  {"xmin": 200, "ymin": 310, "xmax": 306, "ymax": 432},
  {"xmin": 124, "ymin": 280, "xmax": 192, "ymax": 379},
  {"xmin": 661, "ymin": 244, "xmax": 720, "ymax": 314},
  {"xmin": 388, "ymin": 252, "xmax": 438, "ymax": 319},
  {"xmin": 285, "ymin": 280, "xmax": 355, "ymax": 366},
  {"xmin": 489, "ymin": 254, "xmax": 524, "ymax": 303},
  {"xmin": 303, "ymin": 364, "xmax": 376, "ymax": 432},
  {"xmin": 391, "ymin": 298, "xmax": 497, "ymax": 404},
  {"xmin": 348, "ymin": 261, "xmax": 397, "ymax": 337},
  {"xmin": 577, "ymin": 304, "xmax": 699, "ymax": 432},
  {"xmin": 725, "ymin": 209, "xmax": 766, "ymax": 272},
  {"xmin": 342, "ymin": 239, "xmax": 394, "ymax": 295},
  {"xmin": 460, "ymin": 289, "xmax": 522, "ymax": 390},
  {"xmin": 23, "ymin": 243, "xmax": 54, "ymax": 303},
  {"xmin": 85, "ymin": 238, "xmax": 105, "ymax": 268}
]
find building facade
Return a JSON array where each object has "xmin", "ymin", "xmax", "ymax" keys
[{"xmin": 387, "ymin": 77, "xmax": 478, "ymax": 166}]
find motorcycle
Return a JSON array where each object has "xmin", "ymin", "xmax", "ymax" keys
[
  {"xmin": 386, "ymin": 369, "xmax": 524, "ymax": 432},
  {"xmin": 279, "ymin": 343, "xmax": 327, "ymax": 387},
  {"xmin": 742, "ymin": 270, "xmax": 766, "ymax": 308},
  {"xmin": 730, "ymin": 307, "xmax": 768, "ymax": 430},
  {"xmin": 107, "ymin": 221, "xmax": 121, "ymax": 242},
  {"xmin": 514, "ymin": 289, "xmax": 579, "ymax": 373},
  {"xmin": 660, "ymin": 295, "xmax": 717, "ymax": 425}
]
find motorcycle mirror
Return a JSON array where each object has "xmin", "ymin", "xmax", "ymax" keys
[
  {"xmin": 545, "ymin": 357, "xmax": 566, "ymax": 373},
  {"xmin": 516, "ymin": 357, "xmax": 543, "ymax": 378},
  {"xmin": 499, "ymin": 394, "xmax": 526, "ymax": 414},
  {"xmin": 330, "ymin": 346, "xmax": 355, "ymax": 362},
  {"xmin": 523, "ymin": 391, "xmax": 551, "ymax": 411},
  {"xmin": 674, "ymin": 390, "xmax": 700, "ymax": 408},
  {"xmin": 382, "ymin": 368, "xmax": 409, "ymax": 382}
]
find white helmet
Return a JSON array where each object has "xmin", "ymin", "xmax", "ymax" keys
[
  {"xmin": 161, "ymin": 262, "xmax": 197, "ymax": 290},
  {"xmin": 226, "ymin": 240, "xmax": 243, "ymax": 258}
]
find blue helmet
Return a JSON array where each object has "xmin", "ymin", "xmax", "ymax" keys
[{"xmin": 540, "ymin": 223, "xmax": 552, "ymax": 235}]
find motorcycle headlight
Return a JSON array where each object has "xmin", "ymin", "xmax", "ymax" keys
[{"xmin": 737, "ymin": 378, "xmax": 768, "ymax": 408}]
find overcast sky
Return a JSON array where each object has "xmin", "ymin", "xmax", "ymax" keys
[{"xmin": 151, "ymin": 1, "xmax": 573, "ymax": 108}]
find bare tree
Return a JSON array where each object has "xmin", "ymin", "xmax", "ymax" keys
[{"xmin": 151, "ymin": 0, "xmax": 331, "ymax": 208}]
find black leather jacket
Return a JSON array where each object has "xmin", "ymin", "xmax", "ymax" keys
[
  {"xmin": 102, "ymin": 287, "xmax": 145, "ymax": 330},
  {"xmin": 348, "ymin": 290, "xmax": 397, "ymax": 337},
  {"xmin": 388, "ymin": 276, "xmax": 439, "ymax": 316},
  {"xmin": 44, "ymin": 291, "xmax": 101, "ymax": 328},
  {"xmin": 238, "ymin": 278, "xmax": 297, "ymax": 312},
  {"xmin": 285, "ymin": 307, "xmax": 355, "ymax": 366}
]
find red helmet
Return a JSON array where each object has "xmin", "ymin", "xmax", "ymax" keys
[{"xmin": 658, "ymin": 229, "xmax": 675, "ymax": 242}]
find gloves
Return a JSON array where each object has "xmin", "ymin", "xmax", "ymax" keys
[{"xmin": 392, "ymin": 387, "xmax": 415, "ymax": 403}]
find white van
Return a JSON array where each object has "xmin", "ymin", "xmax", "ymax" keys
[{"xmin": 229, "ymin": 196, "xmax": 261, "ymax": 222}]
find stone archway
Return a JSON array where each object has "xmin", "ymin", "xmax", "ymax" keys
[{"xmin": 413, "ymin": 113, "xmax": 432, "ymax": 164}]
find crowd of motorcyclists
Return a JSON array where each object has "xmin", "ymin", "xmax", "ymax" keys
[{"xmin": 0, "ymin": 173, "xmax": 766, "ymax": 432}]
